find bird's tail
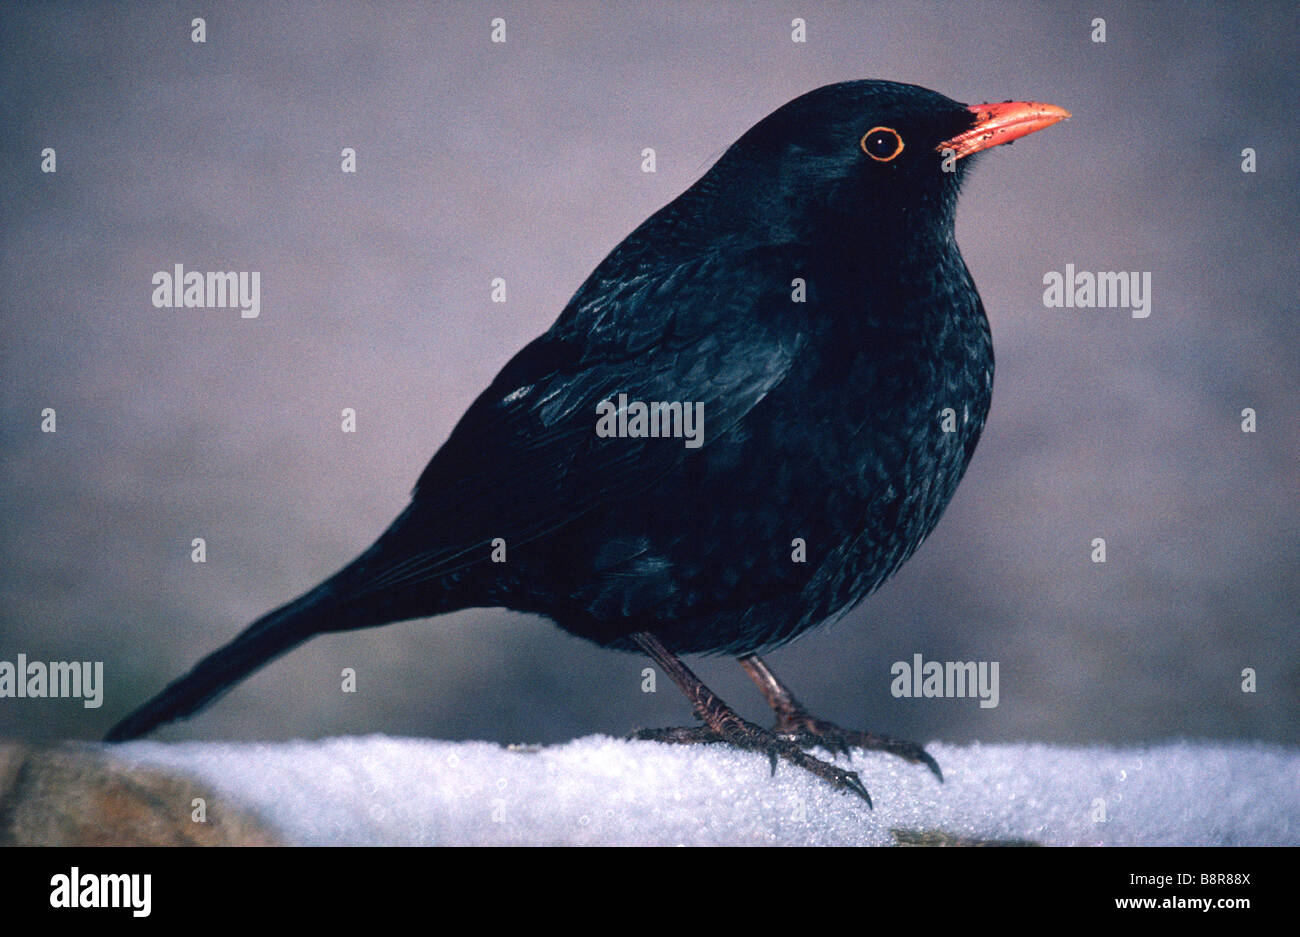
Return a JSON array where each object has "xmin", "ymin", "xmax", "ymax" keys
[{"xmin": 103, "ymin": 582, "xmax": 346, "ymax": 743}]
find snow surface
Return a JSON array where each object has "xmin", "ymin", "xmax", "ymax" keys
[{"xmin": 109, "ymin": 736, "xmax": 1298, "ymax": 846}]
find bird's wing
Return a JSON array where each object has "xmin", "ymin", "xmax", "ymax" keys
[{"xmin": 348, "ymin": 247, "xmax": 804, "ymax": 596}]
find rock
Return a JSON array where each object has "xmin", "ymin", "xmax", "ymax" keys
[{"xmin": 0, "ymin": 742, "xmax": 279, "ymax": 846}]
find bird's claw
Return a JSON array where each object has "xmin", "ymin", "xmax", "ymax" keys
[
  {"xmin": 773, "ymin": 714, "xmax": 944, "ymax": 782},
  {"xmin": 628, "ymin": 725, "xmax": 719, "ymax": 744},
  {"xmin": 632, "ymin": 717, "xmax": 874, "ymax": 806}
]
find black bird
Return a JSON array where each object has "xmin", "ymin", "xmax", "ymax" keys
[{"xmin": 106, "ymin": 80, "xmax": 1068, "ymax": 805}]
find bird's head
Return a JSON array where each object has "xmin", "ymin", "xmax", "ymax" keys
[{"xmin": 703, "ymin": 79, "xmax": 1069, "ymax": 250}]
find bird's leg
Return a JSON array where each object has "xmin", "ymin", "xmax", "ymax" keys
[
  {"xmin": 737, "ymin": 653, "xmax": 943, "ymax": 781},
  {"xmin": 628, "ymin": 631, "xmax": 873, "ymax": 805}
]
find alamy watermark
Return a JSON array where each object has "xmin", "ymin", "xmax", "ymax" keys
[
  {"xmin": 0, "ymin": 654, "xmax": 104, "ymax": 708},
  {"xmin": 595, "ymin": 393, "xmax": 704, "ymax": 448},
  {"xmin": 1042, "ymin": 264, "xmax": 1151, "ymax": 318},
  {"xmin": 50, "ymin": 868, "xmax": 150, "ymax": 917},
  {"xmin": 891, "ymin": 653, "xmax": 999, "ymax": 708},
  {"xmin": 151, "ymin": 263, "xmax": 260, "ymax": 318}
]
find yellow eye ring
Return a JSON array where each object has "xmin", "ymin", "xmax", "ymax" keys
[{"xmin": 860, "ymin": 127, "xmax": 904, "ymax": 162}]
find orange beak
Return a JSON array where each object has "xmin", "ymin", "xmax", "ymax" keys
[{"xmin": 938, "ymin": 101, "xmax": 1071, "ymax": 160}]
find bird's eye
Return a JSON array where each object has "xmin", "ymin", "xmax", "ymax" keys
[{"xmin": 860, "ymin": 127, "xmax": 904, "ymax": 162}]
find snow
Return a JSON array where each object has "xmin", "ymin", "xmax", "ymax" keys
[{"xmin": 108, "ymin": 736, "xmax": 1298, "ymax": 846}]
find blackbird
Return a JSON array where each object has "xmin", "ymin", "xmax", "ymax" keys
[{"xmin": 106, "ymin": 80, "xmax": 1068, "ymax": 804}]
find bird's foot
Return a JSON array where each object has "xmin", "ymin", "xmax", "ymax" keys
[
  {"xmin": 629, "ymin": 725, "xmax": 722, "ymax": 744},
  {"xmin": 627, "ymin": 633, "xmax": 871, "ymax": 804},
  {"xmin": 772, "ymin": 711, "xmax": 943, "ymax": 782},
  {"xmin": 630, "ymin": 718, "xmax": 873, "ymax": 806}
]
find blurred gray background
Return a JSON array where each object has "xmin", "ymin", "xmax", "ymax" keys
[{"xmin": 2, "ymin": 1, "xmax": 1297, "ymax": 748}]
